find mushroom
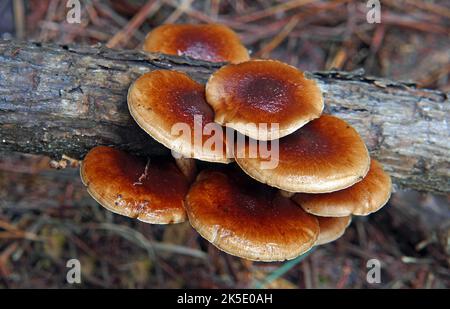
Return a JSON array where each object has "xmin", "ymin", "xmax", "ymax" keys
[
  {"xmin": 80, "ymin": 146, "xmax": 189, "ymax": 224},
  {"xmin": 185, "ymin": 167, "xmax": 319, "ymax": 261},
  {"xmin": 78, "ymin": 22, "xmax": 393, "ymax": 261},
  {"xmin": 128, "ymin": 70, "xmax": 230, "ymax": 163},
  {"xmin": 292, "ymin": 159, "xmax": 392, "ymax": 217},
  {"xmin": 205, "ymin": 59, "xmax": 324, "ymax": 140},
  {"xmin": 143, "ymin": 24, "xmax": 249, "ymax": 64},
  {"xmin": 315, "ymin": 216, "xmax": 352, "ymax": 246},
  {"xmin": 234, "ymin": 115, "xmax": 371, "ymax": 193}
]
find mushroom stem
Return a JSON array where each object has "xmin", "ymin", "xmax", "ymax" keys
[
  {"xmin": 172, "ymin": 152, "xmax": 197, "ymax": 183},
  {"xmin": 279, "ymin": 190, "xmax": 295, "ymax": 198}
]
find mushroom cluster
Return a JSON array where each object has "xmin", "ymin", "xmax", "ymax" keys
[{"xmin": 81, "ymin": 23, "xmax": 392, "ymax": 262}]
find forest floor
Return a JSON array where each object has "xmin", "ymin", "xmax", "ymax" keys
[{"xmin": 0, "ymin": 0, "xmax": 449, "ymax": 288}]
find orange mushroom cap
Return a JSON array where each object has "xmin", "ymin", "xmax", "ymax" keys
[
  {"xmin": 234, "ymin": 115, "xmax": 371, "ymax": 193},
  {"xmin": 80, "ymin": 146, "xmax": 189, "ymax": 224},
  {"xmin": 185, "ymin": 167, "xmax": 319, "ymax": 261},
  {"xmin": 128, "ymin": 70, "xmax": 230, "ymax": 163},
  {"xmin": 315, "ymin": 216, "xmax": 352, "ymax": 246},
  {"xmin": 205, "ymin": 59, "xmax": 324, "ymax": 140},
  {"xmin": 293, "ymin": 159, "xmax": 392, "ymax": 217},
  {"xmin": 143, "ymin": 24, "xmax": 249, "ymax": 64}
]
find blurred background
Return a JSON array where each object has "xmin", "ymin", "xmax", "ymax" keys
[{"xmin": 0, "ymin": 0, "xmax": 449, "ymax": 288}]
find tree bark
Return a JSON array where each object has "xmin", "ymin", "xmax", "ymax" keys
[{"xmin": 0, "ymin": 40, "xmax": 448, "ymax": 194}]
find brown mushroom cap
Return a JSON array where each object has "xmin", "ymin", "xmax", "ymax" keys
[
  {"xmin": 205, "ymin": 59, "xmax": 323, "ymax": 140},
  {"xmin": 293, "ymin": 159, "xmax": 392, "ymax": 217},
  {"xmin": 80, "ymin": 146, "xmax": 189, "ymax": 224},
  {"xmin": 128, "ymin": 70, "xmax": 230, "ymax": 163},
  {"xmin": 235, "ymin": 115, "xmax": 371, "ymax": 193},
  {"xmin": 143, "ymin": 24, "xmax": 249, "ymax": 64},
  {"xmin": 185, "ymin": 168, "xmax": 319, "ymax": 261},
  {"xmin": 315, "ymin": 216, "xmax": 352, "ymax": 246}
]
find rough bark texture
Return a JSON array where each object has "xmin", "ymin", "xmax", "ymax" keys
[{"xmin": 0, "ymin": 40, "xmax": 449, "ymax": 194}]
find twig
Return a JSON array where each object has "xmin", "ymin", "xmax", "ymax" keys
[
  {"xmin": 256, "ymin": 14, "xmax": 301, "ymax": 58},
  {"xmin": 235, "ymin": 0, "xmax": 318, "ymax": 23},
  {"xmin": 0, "ymin": 243, "xmax": 18, "ymax": 278},
  {"xmin": 88, "ymin": 223, "xmax": 207, "ymax": 259},
  {"xmin": 92, "ymin": 1, "xmax": 146, "ymax": 41},
  {"xmin": 336, "ymin": 260, "xmax": 352, "ymax": 288},
  {"xmin": 253, "ymin": 248, "xmax": 315, "ymax": 289},
  {"xmin": 302, "ymin": 259, "xmax": 313, "ymax": 288},
  {"xmin": 13, "ymin": 0, "xmax": 26, "ymax": 39},
  {"xmin": 163, "ymin": 0, "xmax": 195, "ymax": 24},
  {"xmin": 106, "ymin": 0, "xmax": 162, "ymax": 48}
]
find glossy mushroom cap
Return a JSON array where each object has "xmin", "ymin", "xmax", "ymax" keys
[
  {"xmin": 205, "ymin": 59, "xmax": 324, "ymax": 140},
  {"xmin": 235, "ymin": 115, "xmax": 371, "ymax": 193},
  {"xmin": 143, "ymin": 24, "xmax": 249, "ymax": 64},
  {"xmin": 128, "ymin": 70, "xmax": 230, "ymax": 163},
  {"xmin": 80, "ymin": 146, "xmax": 189, "ymax": 224},
  {"xmin": 293, "ymin": 159, "xmax": 392, "ymax": 217},
  {"xmin": 315, "ymin": 216, "xmax": 352, "ymax": 246},
  {"xmin": 185, "ymin": 168, "xmax": 319, "ymax": 261}
]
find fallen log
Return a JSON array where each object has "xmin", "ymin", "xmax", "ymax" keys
[{"xmin": 0, "ymin": 40, "xmax": 448, "ymax": 194}]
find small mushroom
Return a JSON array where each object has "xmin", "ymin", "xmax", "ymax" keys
[
  {"xmin": 292, "ymin": 159, "xmax": 392, "ymax": 217},
  {"xmin": 315, "ymin": 216, "xmax": 352, "ymax": 246},
  {"xmin": 235, "ymin": 115, "xmax": 371, "ymax": 193},
  {"xmin": 205, "ymin": 59, "xmax": 324, "ymax": 140},
  {"xmin": 143, "ymin": 24, "xmax": 249, "ymax": 64},
  {"xmin": 128, "ymin": 70, "xmax": 230, "ymax": 163},
  {"xmin": 185, "ymin": 167, "xmax": 319, "ymax": 261},
  {"xmin": 80, "ymin": 146, "xmax": 189, "ymax": 224}
]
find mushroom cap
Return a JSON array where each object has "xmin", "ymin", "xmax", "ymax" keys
[
  {"xmin": 293, "ymin": 159, "xmax": 392, "ymax": 217},
  {"xmin": 143, "ymin": 24, "xmax": 249, "ymax": 64},
  {"xmin": 80, "ymin": 146, "xmax": 189, "ymax": 224},
  {"xmin": 235, "ymin": 115, "xmax": 371, "ymax": 193},
  {"xmin": 205, "ymin": 59, "xmax": 324, "ymax": 140},
  {"xmin": 128, "ymin": 70, "xmax": 230, "ymax": 163},
  {"xmin": 315, "ymin": 216, "xmax": 352, "ymax": 246},
  {"xmin": 185, "ymin": 168, "xmax": 319, "ymax": 261}
]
